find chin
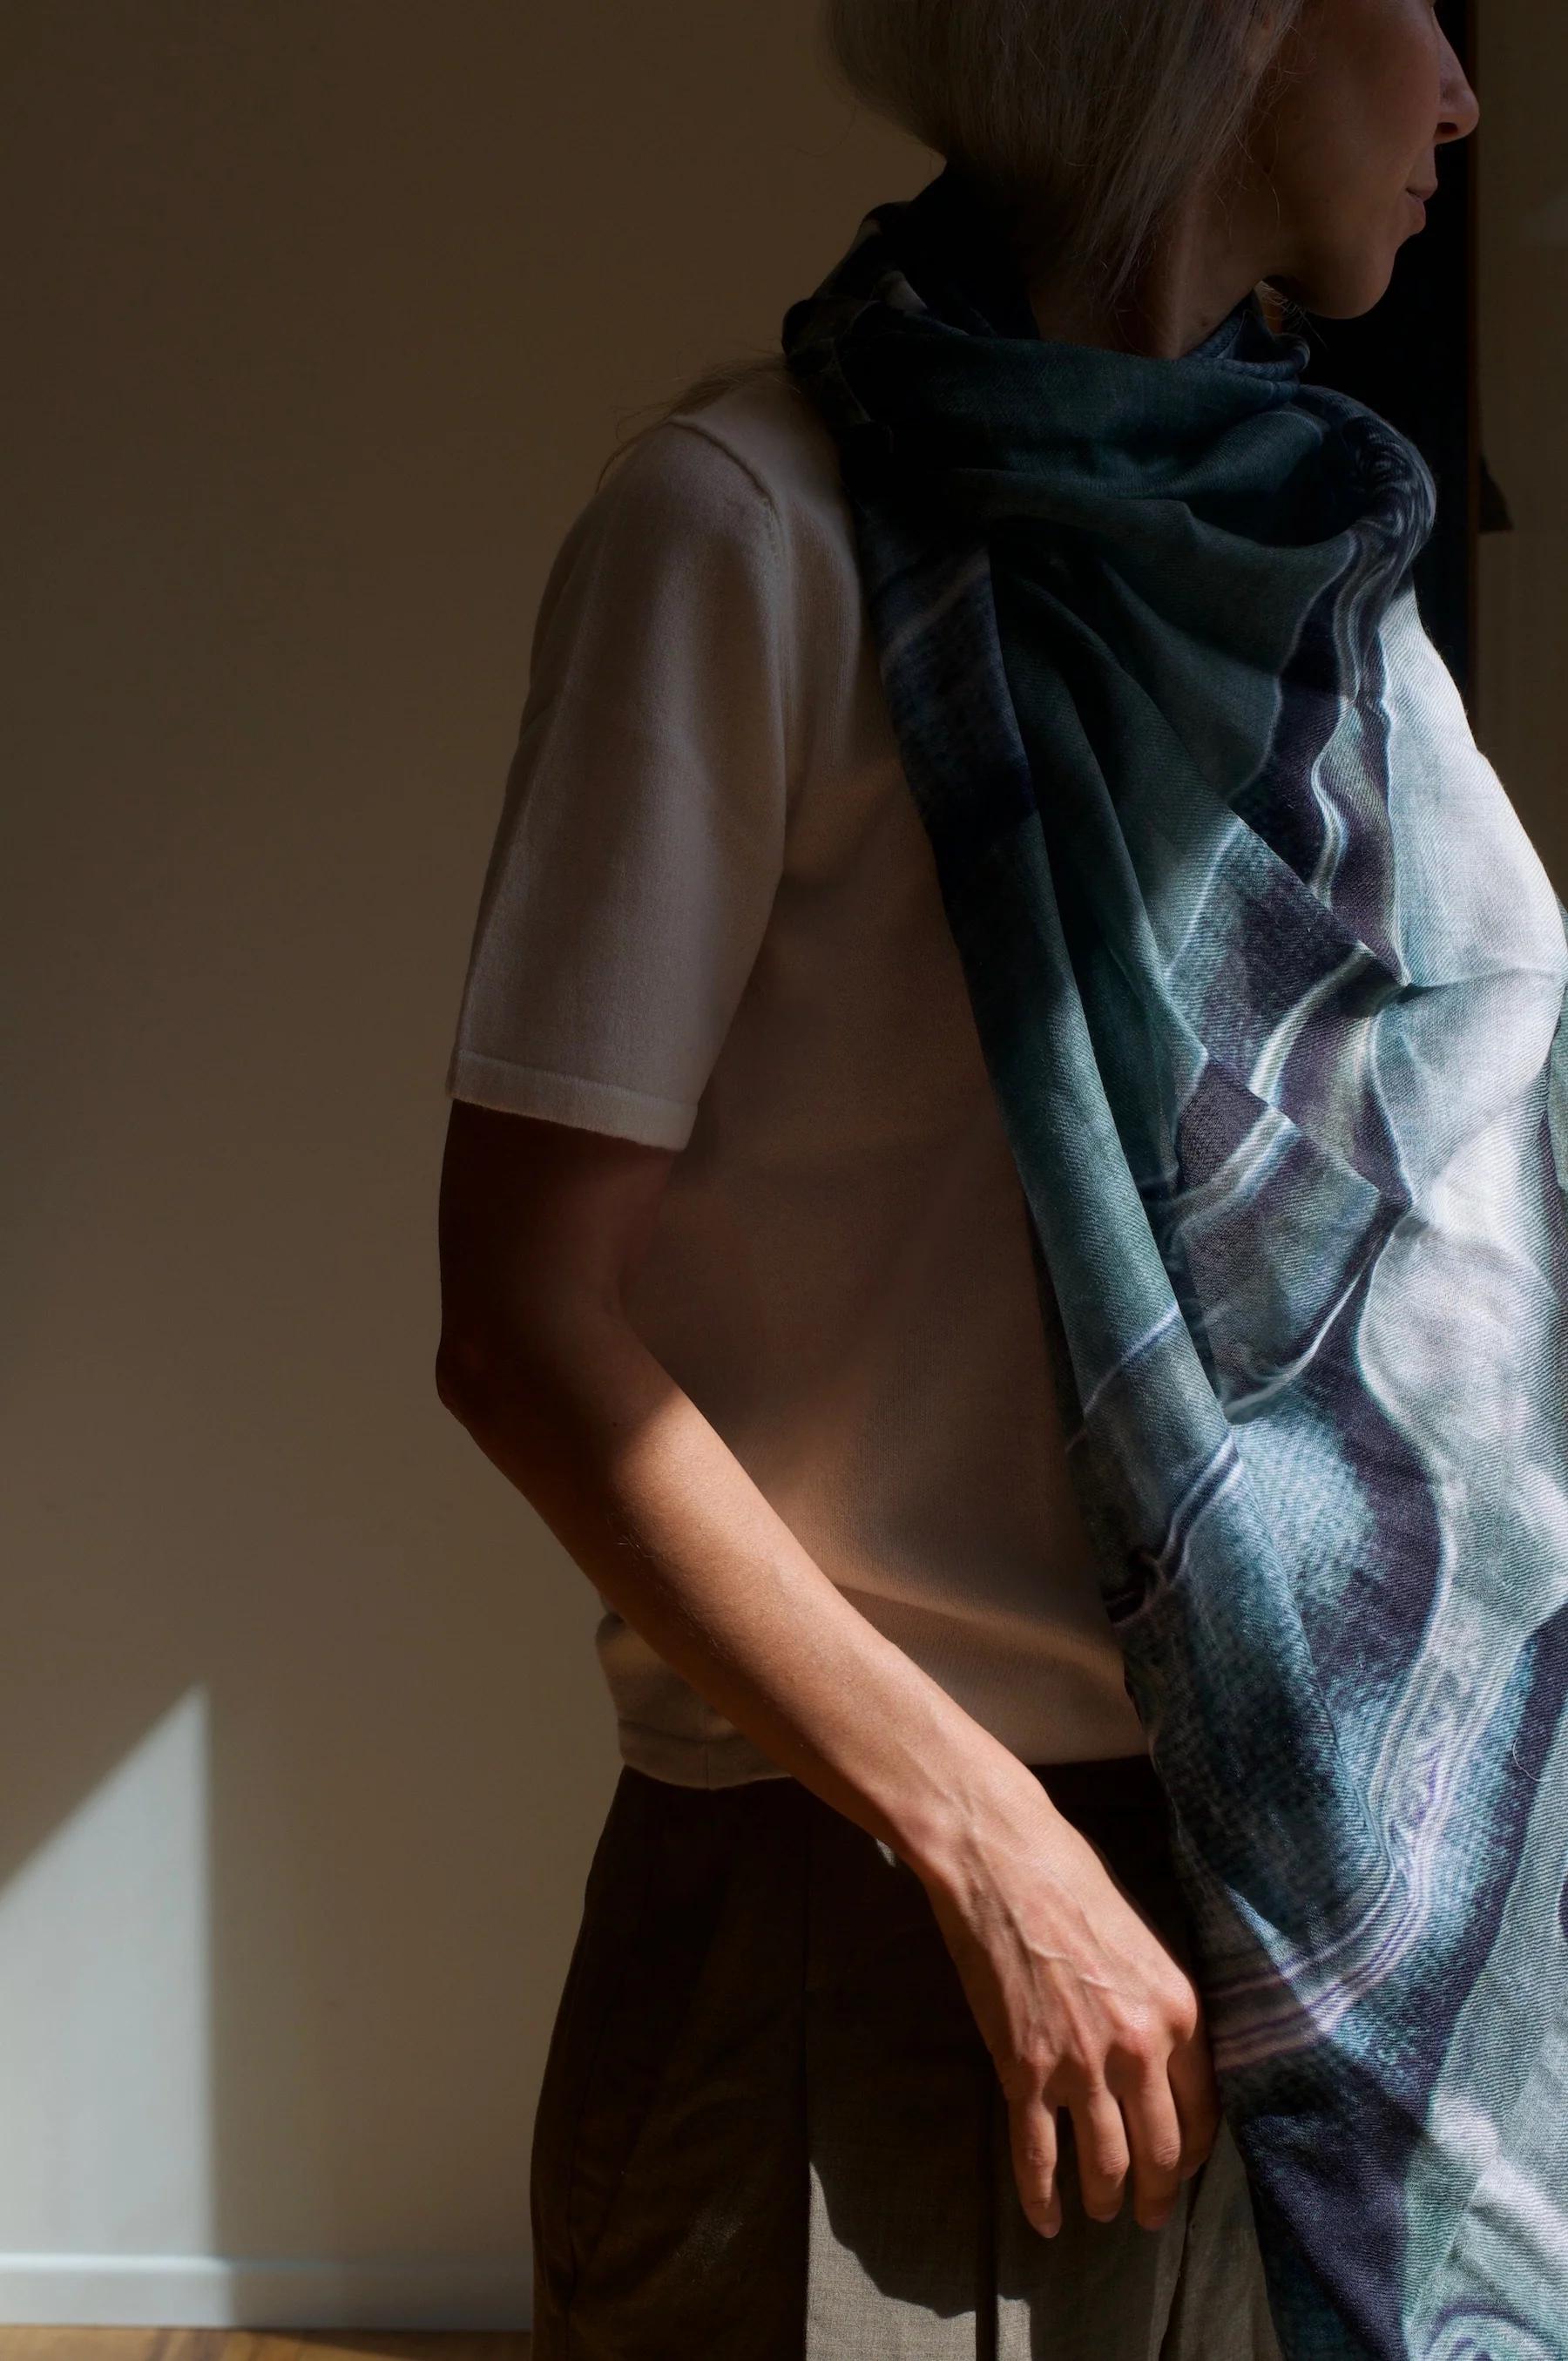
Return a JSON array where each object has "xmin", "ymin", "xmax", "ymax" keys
[{"xmin": 1267, "ymin": 250, "xmax": 1400, "ymax": 322}]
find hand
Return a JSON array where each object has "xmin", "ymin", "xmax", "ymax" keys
[{"xmin": 916, "ymin": 1767, "xmax": 1220, "ymax": 2237}]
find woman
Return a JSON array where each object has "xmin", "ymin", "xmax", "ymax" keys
[{"xmin": 436, "ymin": 2, "xmax": 1490, "ymax": 2354}]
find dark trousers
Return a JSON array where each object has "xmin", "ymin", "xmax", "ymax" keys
[{"xmin": 529, "ymin": 1753, "xmax": 1282, "ymax": 2359}]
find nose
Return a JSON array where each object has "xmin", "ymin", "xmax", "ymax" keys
[{"xmin": 1437, "ymin": 34, "xmax": 1481, "ymax": 145}]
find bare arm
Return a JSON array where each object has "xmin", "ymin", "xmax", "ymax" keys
[{"xmin": 435, "ymin": 1099, "xmax": 1220, "ymax": 2235}]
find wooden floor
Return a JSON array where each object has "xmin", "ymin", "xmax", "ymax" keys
[{"xmin": 0, "ymin": 2338, "xmax": 531, "ymax": 2359}]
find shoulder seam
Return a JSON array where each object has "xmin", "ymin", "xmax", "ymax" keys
[
  {"xmin": 665, "ymin": 410, "xmax": 785, "ymax": 529},
  {"xmin": 666, "ymin": 414, "xmax": 802, "ymax": 824}
]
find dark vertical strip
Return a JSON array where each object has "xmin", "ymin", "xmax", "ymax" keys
[
  {"xmin": 1459, "ymin": 0, "xmax": 1480, "ymax": 705},
  {"xmin": 1295, "ymin": 0, "xmax": 1477, "ymax": 707},
  {"xmin": 976, "ymin": 2062, "xmax": 999, "ymax": 2361}
]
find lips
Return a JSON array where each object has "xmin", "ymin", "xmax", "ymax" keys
[{"xmin": 1408, "ymin": 181, "xmax": 1438, "ymax": 200}]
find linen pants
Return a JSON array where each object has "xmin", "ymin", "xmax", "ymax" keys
[{"xmin": 529, "ymin": 1751, "xmax": 1284, "ymax": 2359}]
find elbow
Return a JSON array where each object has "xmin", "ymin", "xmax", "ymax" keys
[
  {"xmin": 434, "ymin": 1316, "xmax": 564, "ymax": 1433},
  {"xmin": 435, "ymin": 1330, "xmax": 505, "ymax": 1427},
  {"xmin": 436, "ymin": 1286, "xmax": 618, "ymax": 1434}
]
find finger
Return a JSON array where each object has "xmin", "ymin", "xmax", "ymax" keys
[
  {"xmin": 1167, "ymin": 2011, "xmax": 1222, "ymax": 2174},
  {"xmin": 1007, "ymin": 2088, "xmax": 1062, "ymax": 2239},
  {"xmin": 1121, "ymin": 2065, "xmax": 1186, "ymax": 2230},
  {"xmin": 1070, "ymin": 2082, "xmax": 1130, "ymax": 2222},
  {"xmin": 1167, "ymin": 2026, "xmax": 1221, "ymax": 2180}
]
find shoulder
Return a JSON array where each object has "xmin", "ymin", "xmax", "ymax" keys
[
  {"xmin": 665, "ymin": 362, "xmax": 851, "ymax": 533},
  {"xmin": 525, "ymin": 365, "xmax": 870, "ymax": 799},
  {"xmin": 593, "ymin": 361, "xmax": 859, "ymax": 598}
]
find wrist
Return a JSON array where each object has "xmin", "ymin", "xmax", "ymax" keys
[{"xmin": 891, "ymin": 1744, "xmax": 1064, "ymax": 1897}]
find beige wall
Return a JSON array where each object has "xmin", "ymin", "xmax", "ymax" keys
[
  {"xmin": 3, "ymin": 0, "xmax": 1562, "ymax": 2332},
  {"xmin": 0, "ymin": 0, "xmax": 913, "ymax": 2328}
]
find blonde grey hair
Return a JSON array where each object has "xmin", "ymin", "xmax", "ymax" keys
[
  {"xmin": 824, "ymin": 0, "xmax": 1306, "ymax": 305},
  {"xmin": 599, "ymin": 0, "xmax": 1304, "ymax": 487}
]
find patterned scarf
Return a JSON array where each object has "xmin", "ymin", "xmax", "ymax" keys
[{"xmin": 780, "ymin": 160, "xmax": 1568, "ymax": 2361}]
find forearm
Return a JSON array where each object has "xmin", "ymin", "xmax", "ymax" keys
[
  {"xmin": 441, "ymin": 1292, "xmax": 1220, "ymax": 2240},
  {"xmin": 440, "ymin": 1300, "xmax": 1048, "ymax": 1880}
]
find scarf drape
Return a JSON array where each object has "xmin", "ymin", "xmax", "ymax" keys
[{"xmin": 780, "ymin": 161, "xmax": 1568, "ymax": 2361}]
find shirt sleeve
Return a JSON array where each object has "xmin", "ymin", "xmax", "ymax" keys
[{"xmin": 444, "ymin": 420, "xmax": 793, "ymax": 1151}]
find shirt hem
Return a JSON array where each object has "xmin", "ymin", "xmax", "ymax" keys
[{"xmin": 612, "ymin": 1717, "xmax": 796, "ymax": 1790}]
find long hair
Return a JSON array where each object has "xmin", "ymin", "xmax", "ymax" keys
[{"xmin": 598, "ymin": 0, "xmax": 1306, "ymax": 488}]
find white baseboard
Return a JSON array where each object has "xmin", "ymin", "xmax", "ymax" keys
[{"xmin": 0, "ymin": 2250, "xmax": 533, "ymax": 2330}]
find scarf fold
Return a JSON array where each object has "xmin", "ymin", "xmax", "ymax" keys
[{"xmin": 781, "ymin": 162, "xmax": 1568, "ymax": 2361}]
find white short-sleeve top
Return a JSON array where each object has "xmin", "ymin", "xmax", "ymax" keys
[{"xmin": 444, "ymin": 359, "xmax": 1148, "ymax": 1785}]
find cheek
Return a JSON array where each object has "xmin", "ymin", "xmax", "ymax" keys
[
  {"xmin": 1339, "ymin": 1, "xmax": 1443, "ymax": 170},
  {"xmin": 1273, "ymin": 0, "xmax": 1440, "ymax": 206}
]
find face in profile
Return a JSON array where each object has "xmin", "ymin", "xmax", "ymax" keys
[{"xmin": 1244, "ymin": 0, "xmax": 1480, "ymax": 315}]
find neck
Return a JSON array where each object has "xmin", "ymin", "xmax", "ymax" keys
[{"xmin": 1023, "ymin": 186, "xmax": 1265, "ymax": 359}]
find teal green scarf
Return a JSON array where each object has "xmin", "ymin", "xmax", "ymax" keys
[{"xmin": 781, "ymin": 162, "xmax": 1568, "ymax": 2361}]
